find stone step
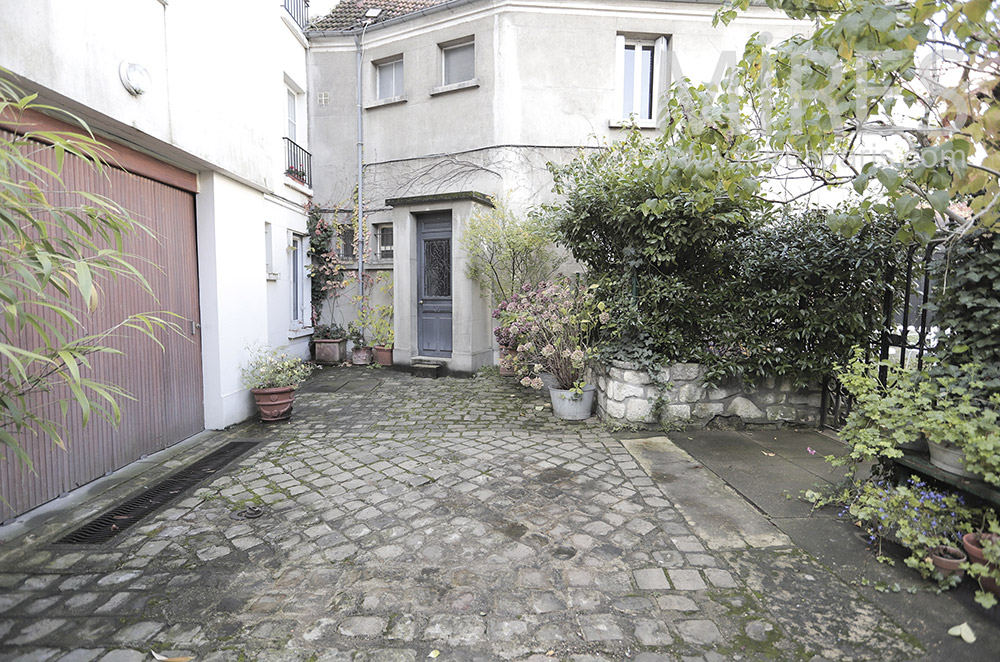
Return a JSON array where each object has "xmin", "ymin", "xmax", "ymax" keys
[{"xmin": 412, "ymin": 362, "xmax": 441, "ymax": 379}]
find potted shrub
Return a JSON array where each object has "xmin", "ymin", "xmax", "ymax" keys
[
  {"xmin": 496, "ymin": 277, "xmax": 602, "ymax": 420},
  {"xmin": 240, "ymin": 345, "xmax": 313, "ymax": 421},
  {"xmin": 347, "ymin": 320, "xmax": 371, "ymax": 365},
  {"xmin": 370, "ymin": 306, "xmax": 394, "ymax": 367},
  {"xmin": 313, "ymin": 323, "xmax": 348, "ymax": 364}
]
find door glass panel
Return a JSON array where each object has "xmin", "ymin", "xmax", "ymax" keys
[{"xmin": 423, "ymin": 238, "xmax": 451, "ymax": 297}]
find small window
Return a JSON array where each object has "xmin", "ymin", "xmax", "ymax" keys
[
  {"xmin": 442, "ymin": 41, "xmax": 475, "ymax": 86},
  {"xmin": 337, "ymin": 225, "xmax": 356, "ymax": 260},
  {"xmin": 377, "ymin": 58, "xmax": 404, "ymax": 100},
  {"xmin": 264, "ymin": 222, "xmax": 274, "ymax": 275},
  {"xmin": 374, "ymin": 224, "xmax": 394, "ymax": 260},
  {"xmin": 616, "ymin": 36, "xmax": 667, "ymax": 123}
]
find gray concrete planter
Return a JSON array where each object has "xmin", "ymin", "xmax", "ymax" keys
[{"xmin": 550, "ymin": 384, "xmax": 595, "ymax": 420}]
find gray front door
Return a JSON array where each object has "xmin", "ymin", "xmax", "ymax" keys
[{"xmin": 417, "ymin": 213, "xmax": 453, "ymax": 357}]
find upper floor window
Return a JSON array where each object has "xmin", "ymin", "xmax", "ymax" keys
[
  {"xmin": 287, "ymin": 89, "xmax": 298, "ymax": 142},
  {"xmin": 442, "ymin": 40, "xmax": 475, "ymax": 86},
  {"xmin": 377, "ymin": 57, "xmax": 404, "ymax": 100},
  {"xmin": 615, "ymin": 36, "xmax": 668, "ymax": 124}
]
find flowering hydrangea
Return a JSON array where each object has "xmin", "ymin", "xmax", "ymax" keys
[{"xmin": 492, "ymin": 276, "xmax": 601, "ymax": 390}]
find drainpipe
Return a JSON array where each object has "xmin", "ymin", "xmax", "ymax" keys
[{"xmin": 355, "ymin": 27, "xmax": 367, "ymax": 301}]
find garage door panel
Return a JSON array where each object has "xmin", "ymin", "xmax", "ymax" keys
[{"xmin": 0, "ymin": 131, "xmax": 203, "ymax": 521}]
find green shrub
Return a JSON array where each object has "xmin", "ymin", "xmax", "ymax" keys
[
  {"xmin": 932, "ymin": 229, "xmax": 1000, "ymax": 365},
  {"xmin": 546, "ymin": 132, "xmax": 905, "ymax": 384}
]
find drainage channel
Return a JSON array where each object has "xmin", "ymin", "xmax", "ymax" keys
[{"xmin": 54, "ymin": 440, "xmax": 260, "ymax": 546}]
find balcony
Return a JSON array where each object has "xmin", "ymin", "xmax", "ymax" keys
[
  {"xmin": 283, "ymin": 0, "xmax": 309, "ymax": 30},
  {"xmin": 284, "ymin": 138, "xmax": 312, "ymax": 189}
]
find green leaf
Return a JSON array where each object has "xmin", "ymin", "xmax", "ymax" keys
[{"xmin": 927, "ymin": 190, "xmax": 951, "ymax": 213}]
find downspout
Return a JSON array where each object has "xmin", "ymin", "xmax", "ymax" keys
[{"xmin": 355, "ymin": 27, "xmax": 367, "ymax": 301}]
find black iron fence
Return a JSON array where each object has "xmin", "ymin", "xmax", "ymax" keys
[
  {"xmin": 283, "ymin": 0, "xmax": 309, "ymax": 30},
  {"xmin": 284, "ymin": 137, "xmax": 312, "ymax": 188},
  {"xmin": 820, "ymin": 240, "xmax": 944, "ymax": 428}
]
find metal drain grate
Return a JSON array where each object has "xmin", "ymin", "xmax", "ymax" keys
[{"xmin": 55, "ymin": 441, "xmax": 259, "ymax": 545}]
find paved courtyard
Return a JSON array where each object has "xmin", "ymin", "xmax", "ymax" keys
[{"xmin": 0, "ymin": 368, "xmax": 950, "ymax": 661}]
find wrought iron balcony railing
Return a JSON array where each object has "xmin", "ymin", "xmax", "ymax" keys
[
  {"xmin": 283, "ymin": 0, "xmax": 309, "ymax": 30},
  {"xmin": 284, "ymin": 137, "xmax": 312, "ymax": 188}
]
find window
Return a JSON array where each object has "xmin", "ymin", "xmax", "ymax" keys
[
  {"xmin": 376, "ymin": 58, "xmax": 404, "ymax": 100},
  {"xmin": 264, "ymin": 222, "xmax": 275, "ymax": 277},
  {"xmin": 374, "ymin": 224, "xmax": 394, "ymax": 260},
  {"xmin": 289, "ymin": 233, "xmax": 309, "ymax": 327},
  {"xmin": 337, "ymin": 224, "xmax": 356, "ymax": 260},
  {"xmin": 287, "ymin": 89, "xmax": 297, "ymax": 141},
  {"xmin": 442, "ymin": 40, "xmax": 475, "ymax": 86},
  {"xmin": 615, "ymin": 36, "xmax": 668, "ymax": 123}
]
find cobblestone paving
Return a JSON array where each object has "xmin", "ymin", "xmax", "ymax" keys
[{"xmin": 0, "ymin": 369, "xmax": 918, "ymax": 661}]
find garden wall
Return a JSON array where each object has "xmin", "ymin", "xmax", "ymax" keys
[{"xmin": 595, "ymin": 360, "xmax": 823, "ymax": 428}]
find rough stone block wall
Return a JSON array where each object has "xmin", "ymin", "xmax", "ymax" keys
[{"xmin": 595, "ymin": 360, "xmax": 822, "ymax": 428}]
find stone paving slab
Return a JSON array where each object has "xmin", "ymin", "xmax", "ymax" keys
[{"xmin": 0, "ymin": 369, "xmax": 924, "ymax": 661}]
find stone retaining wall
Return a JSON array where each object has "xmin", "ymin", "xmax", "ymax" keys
[{"xmin": 595, "ymin": 360, "xmax": 823, "ymax": 428}]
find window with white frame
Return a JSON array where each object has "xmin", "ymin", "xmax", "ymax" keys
[
  {"xmin": 615, "ymin": 35, "xmax": 668, "ymax": 123},
  {"xmin": 376, "ymin": 57, "xmax": 404, "ymax": 100},
  {"xmin": 442, "ymin": 39, "xmax": 475, "ymax": 86},
  {"xmin": 374, "ymin": 224, "xmax": 394, "ymax": 260},
  {"xmin": 287, "ymin": 89, "xmax": 298, "ymax": 141},
  {"xmin": 289, "ymin": 233, "xmax": 309, "ymax": 327}
]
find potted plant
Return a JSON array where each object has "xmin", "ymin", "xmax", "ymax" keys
[
  {"xmin": 833, "ymin": 354, "xmax": 1000, "ymax": 485},
  {"xmin": 370, "ymin": 305, "xmax": 394, "ymax": 367},
  {"xmin": 240, "ymin": 345, "xmax": 313, "ymax": 421},
  {"xmin": 845, "ymin": 475, "xmax": 979, "ymax": 588},
  {"xmin": 347, "ymin": 320, "xmax": 371, "ymax": 365},
  {"xmin": 496, "ymin": 277, "xmax": 601, "ymax": 420},
  {"xmin": 963, "ymin": 522, "xmax": 1000, "ymax": 608},
  {"xmin": 313, "ymin": 323, "xmax": 348, "ymax": 364}
]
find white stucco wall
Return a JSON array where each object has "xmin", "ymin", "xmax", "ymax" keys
[{"xmin": 0, "ymin": 0, "xmax": 315, "ymax": 429}]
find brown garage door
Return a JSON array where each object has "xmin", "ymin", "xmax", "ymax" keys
[{"xmin": 0, "ymin": 116, "xmax": 204, "ymax": 521}]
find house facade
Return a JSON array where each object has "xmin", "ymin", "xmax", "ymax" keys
[
  {"xmin": 306, "ymin": 0, "xmax": 806, "ymax": 374},
  {"xmin": 0, "ymin": 0, "xmax": 804, "ymax": 519},
  {"xmin": 0, "ymin": 0, "xmax": 326, "ymax": 520}
]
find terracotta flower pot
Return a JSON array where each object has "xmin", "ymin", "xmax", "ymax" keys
[
  {"xmin": 373, "ymin": 345, "xmax": 393, "ymax": 366},
  {"xmin": 962, "ymin": 532, "xmax": 999, "ymax": 566},
  {"xmin": 499, "ymin": 347, "xmax": 516, "ymax": 376},
  {"xmin": 351, "ymin": 346, "xmax": 372, "ymax": 365},
  {"xmin": 314, "ymin": 338, "xmax": 347, "ymax": 364},
  {"xmin": 928, "ymin": 545, "xmax": 966, "ymax": 579},
  {"xmin": 251, "ymin": 386, "xmax": 295, "ymax": 422}
]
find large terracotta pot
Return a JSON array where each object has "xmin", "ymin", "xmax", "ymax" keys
[
  {"xmin": 314, "ymin": 338, "xmax": 347, "ymax": 364},
  {"xmin": 252, "ymin": 386, "xmax": 295, "ymax": 422},
  {"xmin": 352, "ymin": 346, "xmax": 373, "ymax": 365},
  {"xmin": 374, "ymin": 346, "xmax": 393, "ymax": 366}
]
